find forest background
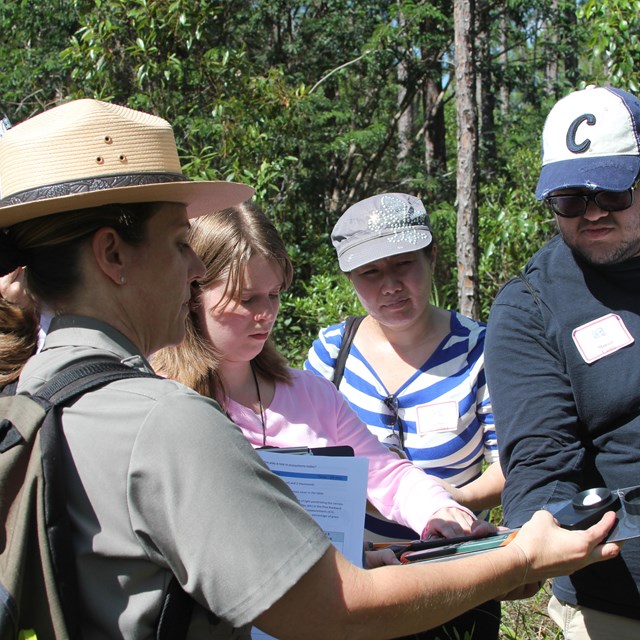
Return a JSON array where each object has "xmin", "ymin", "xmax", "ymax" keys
[
  {"xmin": 2, "ymin": 0, "xmax": 639, "ymax": 366},
  {"xmin": 2, "ymin": 2, "xmax": 639, "ymax": 636}
]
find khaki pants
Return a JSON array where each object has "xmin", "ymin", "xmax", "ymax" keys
[{"xmin": 548, "ymin": 594, "xmax": 640, "ymax": 640}]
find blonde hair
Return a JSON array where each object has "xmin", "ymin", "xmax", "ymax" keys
[{"xmin": 152, "ymin": 201, "xmax": 293, "ymax": 406}]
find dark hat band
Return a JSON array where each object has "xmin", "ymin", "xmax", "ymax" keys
[{"xmin": 0, "ymin": 171, "xmax": 189, "ymax": 208}]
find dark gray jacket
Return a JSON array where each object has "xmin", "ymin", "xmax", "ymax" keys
[{"xmin": 486, "ymin": 234, "xmax": 640, "ymax": 619}]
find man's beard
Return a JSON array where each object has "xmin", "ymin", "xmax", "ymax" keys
[{"xmin": 558, "ymin": 222, "xmax": 640, "ymax": 266}]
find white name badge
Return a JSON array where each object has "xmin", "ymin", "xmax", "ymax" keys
[
  {"xmin": 416, "ymin": 400, "xmax": 459, "ymax": 435},
  {"xmin": 572, "ymin": 313, "xmax": 634, "ymax": 364}
]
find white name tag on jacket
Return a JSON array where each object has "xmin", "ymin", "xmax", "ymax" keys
[{"xmin": 572, "ymin": 313, "xmax": 634, "ymax": 364}]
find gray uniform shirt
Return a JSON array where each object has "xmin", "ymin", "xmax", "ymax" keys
[{"xmin": 19, "ymin": 315, "xmax": 330, "ymax": 639}]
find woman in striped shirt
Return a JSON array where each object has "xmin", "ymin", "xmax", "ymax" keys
[{"xmin": 305, "ymin": 192, "xmax": 504, "ymax": 640}]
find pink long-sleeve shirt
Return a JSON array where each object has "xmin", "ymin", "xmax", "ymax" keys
[{"xmin": 226, "ymin": 368, "xmax": 471, "ymax": 538}]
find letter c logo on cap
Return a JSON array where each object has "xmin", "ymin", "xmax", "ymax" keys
[{"xmin": 566, "ymin": 114, "xmax": 596, "ymax": 153}]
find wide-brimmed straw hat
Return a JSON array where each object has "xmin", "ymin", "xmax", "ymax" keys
[{"xmin": 0, "ymin": 99, "xmax": 254, "ymax": 227}]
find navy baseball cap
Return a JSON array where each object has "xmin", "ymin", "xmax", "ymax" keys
[{"xmin": 536, "ymin": 86, "xmax": 640, "ymax": 200}]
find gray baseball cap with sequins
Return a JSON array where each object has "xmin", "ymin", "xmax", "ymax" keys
[{"xmin": 331, "ymin": 193, "xmax": 433, "ymax": 271}]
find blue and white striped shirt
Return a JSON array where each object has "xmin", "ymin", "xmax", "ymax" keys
[{"xmin": 305, "ymin": 311, "xmax": 497, "ymax": 489}]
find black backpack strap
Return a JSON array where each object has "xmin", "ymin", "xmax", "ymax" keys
[
  {"xmin": 156, "ymin": 577, "xmax": 196, "ymax": 640},
  {"xmin": 36, "ymin": 358, "xmax": 156, "ymax": 406},
  {"xmin": 332, "ymin": 315, "xmax": 365, "ymax": 389},
  {"xmin": 37, "ymin": 359, "xmax": 194, "ymax": 640},
  {"xmin": 34, "ymin": 359, "xmax": 159, "ymax": 640}
]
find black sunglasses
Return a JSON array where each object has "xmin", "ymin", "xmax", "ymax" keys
[
  {"xmin": 545, "ymin": 185, "xmax": 636, "ymax": 218},
  {"xmin": 383, "ymin": 394, "xmax": 405, "ymax": 449}
]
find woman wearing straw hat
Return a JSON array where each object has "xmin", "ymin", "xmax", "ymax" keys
[{"xmin": 0, "ymin": 99, "xmax": 622, "ymax": 640}]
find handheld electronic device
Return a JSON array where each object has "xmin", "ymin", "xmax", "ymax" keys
[{"xmin": 554, "ymin": 487, "xmax": 621, "ymax": 530}]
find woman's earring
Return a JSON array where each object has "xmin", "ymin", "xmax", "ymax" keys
[{"xmin": 119, "ymin": 275, "xmax": 126, "ymax": 285}]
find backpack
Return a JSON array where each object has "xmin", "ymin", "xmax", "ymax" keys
[
  {"xmin": 0, "ymin": 358, "xmax": 193, "ymax": 640},
  {"xmin": 331, "ymin": 315, "xmax": 365, "ymax": 389}
]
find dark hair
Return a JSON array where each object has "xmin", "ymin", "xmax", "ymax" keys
[
  {"xmin": 0, "ymin": 203, "xmax": 157, "ymax": 383},
  {"xmin": 4, "ymin": 203, "xmax": 156, "ymax": 307}
]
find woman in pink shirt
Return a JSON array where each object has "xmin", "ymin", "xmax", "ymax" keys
[{"xmin": 153, "ymin": 201, "xmax": 492, "ymax": 543}]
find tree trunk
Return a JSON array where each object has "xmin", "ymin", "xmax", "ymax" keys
[
  {"xmin": 422, "ymin": 75, "xmax": 446, "ymax": 174},
  {"xmin": 563, "ymin": 4, "xmax": 579, "ymax": 88},
  {"xmin": 454, "ymin": 0, "xmax": 479, "ymax": 319},
  {"xmin": 545, "ymin": 0, "xmax": 559, "ymax": 95},
  {"xmin": 475, "ymin": 0, "xmax": 496, "ymax": 175},
  {"xmin": 397, "ymin": 6, "xmax": 413, "ymax": 163},
  {"xmin": 499, "ymin": 14, "xmax": 509, "ymax": 117}
]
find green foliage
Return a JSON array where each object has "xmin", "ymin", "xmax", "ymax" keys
[
  {"xmin": 501, "ymin": 583, "xmax": 562, "ymax": 639},
  {"xmin": 0, "ymin": 0, "xmax": 79, "ymax": 120},
  {"xmin": 477, "ymin": 147, "xmax": 557, "ymax": 321},
  {"xmin": 580, "ymin": 0, "xmax": 640, "ymax": 92},
  {"xmin": 424, "ymin": 201, "xmax": 459, "ymax": 312},
  {"xmin": 3, "ymin": 0, "xmax": 640, "ymax": 365},
  {"xmin": 62, "ymin": 0, "xmax": 310, "ymax": 194},
  {"xmin": 274, "ymin": 243, "xmax": 365, "ymax": 368}
]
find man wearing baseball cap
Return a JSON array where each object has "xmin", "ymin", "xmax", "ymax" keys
[{"xmin": 485, "ymin": 85, "xmax": 640, "ymax": 638}]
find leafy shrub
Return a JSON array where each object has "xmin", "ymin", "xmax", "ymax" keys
[{"xmin": 275, "ymin": 263, "xmax": 364, "ymax": 368}]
